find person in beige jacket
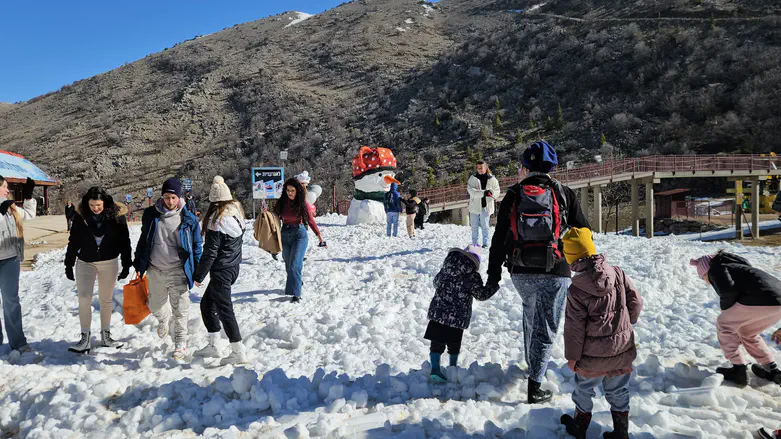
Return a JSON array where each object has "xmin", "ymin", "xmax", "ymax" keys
[{"xmin": 466, "ymin": 161, "xmax": 500, "ymax": 248}]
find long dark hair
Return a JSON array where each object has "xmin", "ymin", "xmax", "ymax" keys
[
  {"xmin": 273, "ymin": 178, "xmax": 310, "ymax": 224},
  {"xmin": 80, "ymin": 187, "xmax": 119, "ymax": 219}
]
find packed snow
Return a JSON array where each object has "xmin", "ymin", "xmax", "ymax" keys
[
  {"xmin": 2, "ymin": 215, "xmax": 781, "ymax": 438},
  {"xmin": 285, "ymin": 12, "xmax": 313, "ymax": 28}
]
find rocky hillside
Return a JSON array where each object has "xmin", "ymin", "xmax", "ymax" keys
[{"xmin": 1, "ymin": 0, "xmax": 780, "ymax": 214}]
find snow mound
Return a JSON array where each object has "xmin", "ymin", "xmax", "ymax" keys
[{"xmin": 2, "ymin": 215, "xmax": 781, "ymax": 437}]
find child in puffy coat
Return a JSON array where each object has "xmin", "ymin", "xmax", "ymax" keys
[
  {"xmin": 425, "ymin": 245, "xmax": 500, "ymax": 382},
  {"xmin": 690, "ymin": 251, "xmax": 781, "ymax": 387},
  {"xmin": 560, "ymin": 228, "xmax": 643, "ymax": 439}
]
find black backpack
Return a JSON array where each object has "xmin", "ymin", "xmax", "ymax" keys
[{"xmin": 507, "ymin": 180, "xmax": 568, "ymax": 271}]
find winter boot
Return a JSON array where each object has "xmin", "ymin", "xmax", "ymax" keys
[
  {"xmin": 717, "ymin": 364, "xmax": 749, "ymax": 387},
  {"xmin": 172, "ymin": 342, "xmax": 188, "ymax": 360},
  {"xmin": 193, "ymin": 333, "xmax": 222, "ymax": 358},
  {"xmin": 449, "ymin": 353, "xmax": 459, "ymax": 368},
  {"xmin": 759, "ymin": 427, "xmax": 781, "ymax": 439},
  {"xmin": 157, "ymin": 315, "xmax": 170, "ymax": 339},
  {"xmin": 68, "ymin": 331, "xmax": 91, "ymax": 354},
  {"xmin": 603, "ymin": 411, "xmax": 629, "ymax": 439},
  {"xmin": 220, "ymin": 342, "xmax": 248, "ymax": 366},
  {"xmin": 291, "ymin": 296, "xmax": 301, "ymax": 303},
  {"xmin": 430, "ymin": 353, "xmax": 447, "ymax": 383},
  {"xmin": 752, "ymin": 363, "xmax": 781, "ymax": 385},
  {"xmin": 560, "ymin": 408, "xmax": 592, "ymax": 439},
  {"xmin": 528, "ymin": 379, "xmax": 553, "ymax": 404},
  {"xmin": 101, "ymin": 330, "xmax": 123, "ymax": 348}
]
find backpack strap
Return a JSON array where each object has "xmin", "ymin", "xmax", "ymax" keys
[
  {"xmin": 509, "ymin": 186, "xmax": 519, "ymax": 241},
  {"xmin": 552, "ymin": 179, "xmax": 569, "ymax": 232}
]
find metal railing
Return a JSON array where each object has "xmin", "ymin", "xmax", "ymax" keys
[{"xmin": 335, "ymin": 154, "xmax": 781, "ymax": 213}]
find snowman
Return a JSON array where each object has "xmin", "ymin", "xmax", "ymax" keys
[{"xmin": 347, "ymin": 146, "xmax": 398, "ymax": 225}]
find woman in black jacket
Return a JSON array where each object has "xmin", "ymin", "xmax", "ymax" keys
[
  {"xmin": 65, "ymin": 187, "xmax": 132, "ymax": 353},
  {"xmin": 192, "ymin": 176, "xmax": 247, "ymax": 365}
]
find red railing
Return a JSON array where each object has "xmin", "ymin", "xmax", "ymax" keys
[{"xmin": 339, "ymin": 154, "xmax": 781, "ymax": 212}]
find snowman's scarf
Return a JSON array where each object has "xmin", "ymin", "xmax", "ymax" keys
[{"xmin": 354, "ymin": 189, "xmax": 388, "ymax": 202}]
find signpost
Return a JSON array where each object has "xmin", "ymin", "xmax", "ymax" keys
[
  {"xmin": 183, "ymin": 178, "xmax": 193, "ymax": 193},
  {"xmin": 146, "ymin": 187, "xmax": 153, "ymax": 206},
  {"xmin": 125, "ymin": 194, "xmax": 132, "ymax": 221},
  {"xmin": 251, "ymin": 167, "xmax": 285, "ymax": 219}
]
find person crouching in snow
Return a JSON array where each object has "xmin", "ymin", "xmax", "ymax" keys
[
  {"xmin": 690, "ymin": 251, "xmax": 781, "ymax": 386},
  {"xmin": 192, "ymin": 176, "xmax": 248, "ymax": 365},
  {"xmin": 425, "ymin": 245, "xmax": 500, "ymax": 383},
  {"xmin": 560, "ymin": 228, "xmax": 643, "ymax": 439}
]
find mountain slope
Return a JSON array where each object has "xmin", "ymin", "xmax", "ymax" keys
[{"xmin": 1, "ymin": 0, "xmax": 780, "ymax": 213}]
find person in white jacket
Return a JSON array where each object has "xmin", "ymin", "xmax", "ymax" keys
[
  {"xmin": 467, "ymin": 161, "xmax": 500, "ymax": 248},
  {"xmin": 0, "ymin": 176, "xmax": 36, "ymax": 353}
]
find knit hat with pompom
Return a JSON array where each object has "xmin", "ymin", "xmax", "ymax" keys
[{"xmin": 209, "ymin": 176, "xmax": 233, "ymax": 203}]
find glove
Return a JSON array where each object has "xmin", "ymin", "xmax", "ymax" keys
[
  {"xmin": 118, "ymin": 266, "xmax": 130, "ymax": 281},
  {"xmin": 0, "ymin": 200, "xmax": 13, "ymax": 216},
  {"xmin": 65, "ymin": 266, "xmax": 74, "ymax": 281},
  {"xmin": 23, "ymin": 178, "xmax": 35, "ymax": 200},
  {"xmin": 318, "ymin": 240, "xmax": 328, "ymax": 248},
  {"xmin": 485, "ymin": 190, "xmax": 493, "ymax": 198},
  {"xmin": 487, "ymin": 282, "xmax": 500, "ymax": 293}
]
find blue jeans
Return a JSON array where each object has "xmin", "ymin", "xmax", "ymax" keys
[
  {"xmin": 282, "ymin": 225, "xmax": 309, "ymax": 297},
  {"xmin": 572, "ymin": 373, "xmax": 631, "ymax": 413},
  {"xmin": 511, "ymin": 273, "xmax": 571, "ymax": 383},
  {"xmin": 470, "ymin": 210, "xmax": 490, "ymax": 246},
  {"xmin": 0, "ymin": 257, "xmax": 27, "ymax": 350},
  {"xmin": 386, "ymin": 212, "xmax": 400, "ymax": 237}
]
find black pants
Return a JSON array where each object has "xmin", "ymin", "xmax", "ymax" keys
[
  {"xmin": 430, "ymin": 340, "xmax": 461, "ymax": 355},
  {"xmin": 200, "ymin": 265, "xmax": 242, "ymax": 342},
  {"xmin": 414, "ymin": 215, "xmax": 425, "ymax": 230}
]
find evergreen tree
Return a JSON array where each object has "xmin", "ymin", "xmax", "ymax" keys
[
  {"xmin": 495, "ymin": 97, "xmax": 501, "ymax": 112},
  {"xmin": 516, "ymin": 128, "xmax": 524, "ymax": 145},
  {"xmin": 427, "ymin": 168, "xmax": 436, "ymax": 188},
  {"xmin": 556, "ymin": 104, "xmax": 565, "ymax": 128},
  {"xmin": 494, "ymin": 113, "xmax": 503, "ymax": 129},
  {"xmin": 600, "ymin": 133, "xmax": 607, "ymax": 145},
  {"xmin": 435, "ymin": 112, "xmax": 440, "ymax": 127}
]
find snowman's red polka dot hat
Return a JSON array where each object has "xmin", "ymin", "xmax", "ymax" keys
[{"xmin": 352, "ymin": 146, "xmax": 397, "ymax": 178}]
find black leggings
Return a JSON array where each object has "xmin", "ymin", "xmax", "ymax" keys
[
  {"xmin": 430, "ymin": 340, "xmax": 461, "ymax": 355},
  {"xmin": 200, "ymin": 265, "xmax": 241, "ymax": 342}
]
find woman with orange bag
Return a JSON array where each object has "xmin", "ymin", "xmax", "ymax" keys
[{"xmin": 65, "ymin": 187, "xmax": 132, "ymax": 354}]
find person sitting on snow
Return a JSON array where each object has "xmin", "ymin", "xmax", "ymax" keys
[
  {"xmin": 425, "ymin": 245, "xmax": 499, "ymax": 383},
  {"xmin": 560, "ymin": 228, "xmax": 643, "ymax": 439},
  {"xmin": 760, "ymin": 427, "xmax": 781, "ymax": 439},
  {"xmin": 691, "ymin": 251, "xmax": 781, "ymax": 386}
]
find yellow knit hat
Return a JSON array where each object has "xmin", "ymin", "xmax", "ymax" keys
[{"xmin": 562, "ymin": 227, "xmax": 596, "ymax": 265}]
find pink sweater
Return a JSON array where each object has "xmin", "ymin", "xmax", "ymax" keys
[{"xmin": 280, "ymin": 203, "xmax": 320, "ymax": 236}]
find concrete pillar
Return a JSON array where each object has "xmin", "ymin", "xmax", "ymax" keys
[
  {"xmin": 751, "ymin": 177, "xmax": 760, "ymax": 239},
  {"xmin": 735, "ymin": 180, "xmax": 744, "ymax": 240},
  {"xmin": 580, "ymin": 187, "xmax": 590, "ymax": 225},
  {"xmin": 631, "ymin": 180, "xmax": 639, "ymax": 237},
  {"xmin": 460, "ymin": 207, "xmax": 470, "ymax": 227},
  {"xmin": 592, "ymin": 185, "xmax": 603, "ymax": 234},
  {"xmin": 645, "ymin": 181, "xmax": 654, "ymax": 238}
]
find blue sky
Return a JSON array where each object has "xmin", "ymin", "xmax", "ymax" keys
[{"xmin": 0, "ymin": 1, "xmax": 344, "ymax": 103}]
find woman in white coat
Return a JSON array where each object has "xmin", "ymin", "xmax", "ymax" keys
[{"xmin": 466, "ymin": 161, "xmax": 500, "ymax": 248}]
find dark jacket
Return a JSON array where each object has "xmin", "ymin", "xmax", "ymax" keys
[
  {"xmin": 428, "ymin": 249, "xmax": 499, "ymax": 330},
  {"xmin": 384, "ymin": 183, "xmax": 403, "ymax": 213},
  {"xmin": 65, "ymin": 204, "xmax": 75, "ymax": 220},
  {"xmin": 404, "ymin": 198, "xmax": 419, "ymax": 215},
  {"xmin": 708, "ymin": 251, "xmax": 781, "ymax": 310},
  {"xmin": 134, "ymin": 203, "xmax": 203, "ymax": 289},
  {"xmin": 193, "ymin": 204, "xmax": 245, "ymax": 284},
  {"xmin": 565, "ymin": 255, "xmax": 643, "ymax": 378},
  {"xmin": 488, "ymin": 174, "xmax": 590, "ymax": 282},
  {"xmin": 186, "ymin": 197, "xmax": 197, "ymax": 215},
  {"xmin": 65, "ymin": 203, "xmax": 132, "ymax": 269}
]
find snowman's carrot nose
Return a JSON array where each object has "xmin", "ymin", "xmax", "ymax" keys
[{"xmin": 384, "ymin": 175, "xmax": 400, "ymax": 185}]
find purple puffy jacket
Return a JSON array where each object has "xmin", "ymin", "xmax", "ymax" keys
[{"xmin": 564, "ymin": 254, "xmax": 643, "ymax": 378}]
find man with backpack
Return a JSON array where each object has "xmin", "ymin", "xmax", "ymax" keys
[
  {"xmin": 404, "ymin": 190, "xmax": 420, "ymax": 238},
  {"xmin": 467, "ymin": 161, "xmax": 501, "ymax": 248},
  {"xmin": 487, "ymin": 141, "xmax": 590, "ymax": 404},
  {"xmin": 383, "ymin": 182, "xmax": 403, "ymax": 237}
]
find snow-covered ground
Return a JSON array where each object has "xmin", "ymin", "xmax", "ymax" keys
[{"xmin": 2, "ymin": 216, "xmax": 781, "ymax": 438}]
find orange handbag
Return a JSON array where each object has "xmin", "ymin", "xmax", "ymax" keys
[{"xmin": 123, "ymin": 273, "xmax": 151, "ymax": 324}]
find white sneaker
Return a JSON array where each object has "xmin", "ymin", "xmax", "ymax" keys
[
  {"xmin": 220, "ymin": 342, "xmax": 247, "ymax": 366},
  {"xmin": 172, "ymin": 343, "xmax": 188, "ymax": 360},
  {"xmin": 157, "ymin": 317, "xmax": 170, "ymax": 339}
]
